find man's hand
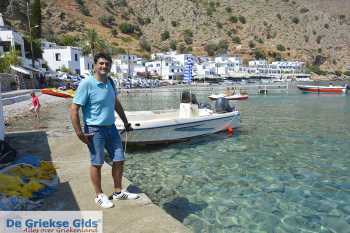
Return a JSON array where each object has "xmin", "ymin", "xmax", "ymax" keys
[
  {"xmin": 77, "ymin": 132, "xmax": 94, "ymax": 144},
  {"xmin": 124, "ymin": 123, "xmax": 133, "ymax": 132}
]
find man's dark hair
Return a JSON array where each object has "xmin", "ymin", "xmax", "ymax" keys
[{"xmin": 94, "ymin": 53, "xmax": 112, "ymax": 64}]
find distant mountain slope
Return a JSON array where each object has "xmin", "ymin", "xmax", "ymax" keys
[{"xmin": 2, "ymin": 0, "xmax": 350, "ymax": 71}]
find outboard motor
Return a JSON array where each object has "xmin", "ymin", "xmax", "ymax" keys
[
  {"xmin": 181, "ymin": 90, "xmax": 199, "ymax": 105},
  {"xmin": 215, "ymin": 97, "xmax": 234, "ymax": 113},
  {"xmin": 199, "ymin": 102, "xmax": 212, "ymax": 110}
]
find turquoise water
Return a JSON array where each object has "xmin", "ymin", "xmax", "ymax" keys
[{"xmin": 121, "ymin": 91, "xmax": 350, "ymax": 233}]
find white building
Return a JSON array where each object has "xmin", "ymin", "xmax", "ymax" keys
[
  {"xmin": 0, "ymin": 13, "xmax": 25, "ymax": 60},
  {"xmin": 249, "ymin": 60, "xmax": 268, "ymax": 67},
  {"xmin": 42, "ymin": 45, "xmax": 93, "ymax": 75},
  {"xmin": 193, "ymin": 61, "xmax": 216, "ymax": 79},
  {"xmin": 271, "ymin": 61, "xmax": 304, "ymax": 73},
  {"xmin": 111, "ymin": 54, "xmax": 141, "ymax": 78},
  {"xmin": 145, "ymin": 58, "xmax": 183, "ymax": 80}
]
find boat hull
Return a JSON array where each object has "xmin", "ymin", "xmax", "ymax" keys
[
  {"xmin": 208, "ymin": 94, "xmax": 248, "ymax": 100},
  {"xmin": 116, "ymin": 111, "xmax": 240, "ymax": 144},
  {"xmin": 297, "ymin": 85, "xmax": 347, "ymax": 94}
]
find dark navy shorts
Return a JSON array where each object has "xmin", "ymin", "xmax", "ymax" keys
[{"xmin": 84, "ymin": 125, "xmax": 124, "ymax": 165}]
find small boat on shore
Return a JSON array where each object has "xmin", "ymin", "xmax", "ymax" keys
[
  {"xmin": 208, "ymin": 93, "xmax": 249, "ymax": 101},
  {"xmin": 41, "ymin": 88, "xmax": 75, "ymax": 98},
  {"xmin": 116, "ymin": 101, "xmax": 240, "ymax": 144},
  {"xmin": 297, "ymin": 85, "xmax": 347, "ymax": 94}
]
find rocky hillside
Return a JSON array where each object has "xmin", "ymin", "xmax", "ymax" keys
[{"xmin": 2, "ymin": 0, "xmax": 350, "ymax": 71}]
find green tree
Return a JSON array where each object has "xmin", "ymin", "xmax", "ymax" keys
[
  {"xmin": 23, "ymin": 36, "xmax": 43, "ymax": 59},
  {"xmin": 80, "ymin": 29, "xmax": 107, "ymax": 56},
  {"xmin": 0, "ymin": 49, "xmax": 21, "ymax": 73},
  {"xmin": 31, "ymin": 0, "xmax": 42, "ymax": 39}
]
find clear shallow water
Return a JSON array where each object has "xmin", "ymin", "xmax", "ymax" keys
[
  {"xmin": 121, "ymin": 91, "xmax": 350, "ymax": 233},
  {"xmin": 9, "ymin": 90, "xmax": 350, "ymax": 232}
]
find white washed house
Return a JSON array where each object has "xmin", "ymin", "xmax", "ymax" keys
[
  {"xmin": 193, "ymin": 61, "xmax": 216, "ymax": 79},
  {"xmin": 42, "ymin": 45, "xmax": 92, "ymax": 75},
  {"xmin": 145, "ymin": 58, "xmax": 183, "ymax": 80},
  {"xmin": 0, "ymin": 14, "xmax": 25, "ymax": 60}
]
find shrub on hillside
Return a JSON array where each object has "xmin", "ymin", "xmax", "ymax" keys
[
  {"xmin": 229, "ymin": 16, "xmax": 238, "ymax": 23},
  {"xmin": 254, "ymin": 49, "xmax": 266, "ymax": 60},
  {"xmin": 276, "ymin": 44, "xmax": 286, "ymax": 51},
  {"xmin": 144, "ymin": 18, "xmax": 151, "ymax": 24},
  {"xmin": 300, "ymin": 8, "xmax": 309, "ymax": 13},
  {"xmin": 171, "ymin": 21, "xmax": 178, "ymax": 27},
  {"xmin": 75, "ymin": 0, "xmax": 91, "ymax": 16},
  {"xmin": 292, "ymin": 17, "xmax": 299, "ymax": 24},
  {"xmin": 238, "ymin": 15, "xmax": 246, "ymax": 24},
  {"xmin": 205, "ymin": 43, "xmax": 217, "ymax": 56},
  {"xmin": 276, "ymin": 14, "xmax": 282, "ymax": 20},
  {"xmin": 232, "ymin": 36, "xmax": 241, "ymax": 44},
  {"xmin": 316, "ymin": 35, "xmax": 322, "ymax": 44},
  {"xmin": 177, "ymin": 43, "xmax": 186, "ymax": 53},
  {"xmin": 161, "ymin": 31, "xmax": 170, "ymax": 41},
  {"xmin": 139, "ymin": 37, "xmax": 151, "ymax": 52},
  {"xmin": 137, "ymin": 17, "xmax": 145, "ymax": 25},
  {"xmin": 183, "ymin": 30, "xmax": 193, "ymax": 45},
  {"xmin": 249, "ymin": 41, "xmax": 255, "ymax": 48},
  {"xmin": 307, "ymin": 65, "xmax": 327, "ymax": 75},
  {"xmin": 110, "ymin": 29, "xmax": 118, "ymax": 37},
  {"xmin": 98, "ymin": 15, "xmax": 115, "ymax": 28},
  {"xmin": 225, "ymin": 7, "xmax": 232, "ymax": 13},
  {"xmin": 170, "ymin": 40, "xmax": 177, "ymax": 50},
  {"xmin": 119, "ymin": 23, "xmax": 135, "ymax": 34},
  {"xmin": 115, "ymin": 0, "xmax": 127, "ymax": 7}
]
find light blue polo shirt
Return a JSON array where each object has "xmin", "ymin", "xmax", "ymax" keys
[{"xmin": 73, "ymin": 75, "xmax": 117, "ymax": 126}]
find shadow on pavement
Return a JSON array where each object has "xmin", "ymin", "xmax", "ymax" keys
[{"xmin": 5, "ymin": 130, "xmax": 80, "ymax": 210}]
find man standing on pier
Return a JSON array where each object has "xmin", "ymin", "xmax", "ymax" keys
[{"xmin": 70, "ymin": 53, "xmax": 138, "ymax": 208}]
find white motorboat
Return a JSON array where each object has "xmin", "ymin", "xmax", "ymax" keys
[
  {"xmin": 116, "ymin": 103, "xmax": 240, "ymax": 144},
  {"xmin": 208, "ymin": 93, "xmax": 249, "ymax": 100}
]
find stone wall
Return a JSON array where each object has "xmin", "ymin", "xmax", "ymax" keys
[{"xmin": 0, "ymin": 73, "xmax": 36, "ymax": 92}]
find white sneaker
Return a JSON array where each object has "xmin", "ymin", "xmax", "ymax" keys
[
  {"xmin": 112, "ymin": 191, "xmax": 139, "ymax": 200},
  {"xmin": 95, "ymin": 193, "xmax": 114, "ymax": 208}
]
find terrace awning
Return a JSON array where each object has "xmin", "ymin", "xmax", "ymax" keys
[{"xmin": 10, "ymin": 65, "xmax": 31, "ymax": 75}]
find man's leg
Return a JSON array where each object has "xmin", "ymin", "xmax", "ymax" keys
[
  {"xmin": 112, "ymin": 161, "xmax": 124, "ymax": 193},
  {"xmin": 107, "ymin": 126, "xmax": 138, "ymax": 200},
  {"xmin": 85, "ymin": 126, "xmax": 105, "ymax": 195},
  {"xmin": 90, "ymin": 165, "xmax": 103, "ymax": 194}
]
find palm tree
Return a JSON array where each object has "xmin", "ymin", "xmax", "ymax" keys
[{"xmin": 81, "ymin": 29, "xmax": 107, "ymax": 57}]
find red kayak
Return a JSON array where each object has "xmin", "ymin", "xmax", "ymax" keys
[
  {"xmin": 297, "ymin": 85, "xmax": 347, "ymax": 94},
  {"xmin": 41, "ymin": 88, "xmax": 74, "ymax": 98}
]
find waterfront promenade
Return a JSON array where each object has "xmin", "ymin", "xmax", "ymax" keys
[{"xmin": 3, "ymin": 92, "xmax": 191, "ymax": 233}]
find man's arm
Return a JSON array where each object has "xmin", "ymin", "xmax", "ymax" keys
[
  {"xmin": 115, "ymin": 97, "xmax": 132, "ymax": 131},
  {"xmin": 70, "ymin": 103, "xmax": 91, "ymax": 144}
]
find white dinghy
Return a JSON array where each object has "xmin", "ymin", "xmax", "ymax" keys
[{"xmin": 116, "ymin": 96, "xmax": 240, "ymax": 144}]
